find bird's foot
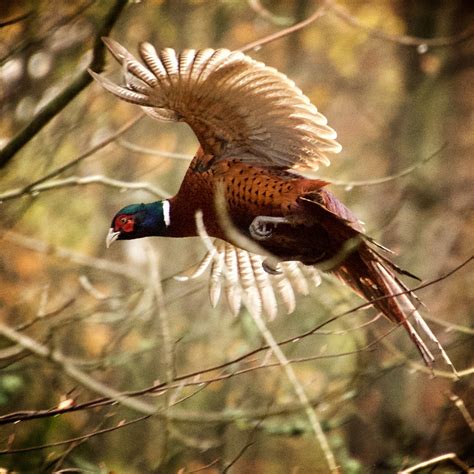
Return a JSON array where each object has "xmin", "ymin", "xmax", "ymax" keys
[
  {"xmin": 250, "ymin": 216, "xmax": 290, "ymax": 241},
  {"xmin": 262, "ymin": 257, "xmax": 281, "ymax": 275}
]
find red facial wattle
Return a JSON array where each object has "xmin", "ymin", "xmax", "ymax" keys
[{"xmin": 115, "ymin": 216, "xmax": 134, "ymax": 233}]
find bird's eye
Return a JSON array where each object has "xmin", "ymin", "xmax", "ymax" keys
[{"xmin": 119, "ymin": 217, "xmax": 128, "ymax": 225}]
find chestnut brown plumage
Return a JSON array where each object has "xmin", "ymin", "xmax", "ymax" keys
[{"xmin": 91, "ymin": 38, "xmax": 455, "ymax": 370}]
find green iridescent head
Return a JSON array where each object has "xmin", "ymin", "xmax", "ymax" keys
[{"xmin": 106, "ymin": 201, "xmax": 170, "ymax": 247}]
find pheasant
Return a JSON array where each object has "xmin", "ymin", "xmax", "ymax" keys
[{"xmin": 90, "ymin": 38, "xmax": 455, "ymax": 370}]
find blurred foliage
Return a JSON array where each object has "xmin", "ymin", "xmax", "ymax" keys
[{"xmin": 0, "ymin": 0, "xmax": 473, "ymax": 472}]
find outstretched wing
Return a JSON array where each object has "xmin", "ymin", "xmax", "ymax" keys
[
  {"xmin": 90, "ymin": 38, "xmax": 341, "ymax": 171},
  {"xmin": 175, "ymin": 240, "xmax": 322, "ymax": 320}
]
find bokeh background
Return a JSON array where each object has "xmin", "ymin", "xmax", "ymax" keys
[{"xmin": 0, "ymin": 0, "xmax": 473, "ymax": 472}]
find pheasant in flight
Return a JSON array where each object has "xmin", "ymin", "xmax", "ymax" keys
[{"xmin": 90, "ymin": 38, "xmax": 454, "ymax": 370}]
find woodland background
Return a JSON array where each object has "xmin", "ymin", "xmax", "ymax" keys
[{"xmin": 0, "ymin": 0, "xmax": 473, "ymax": 472}]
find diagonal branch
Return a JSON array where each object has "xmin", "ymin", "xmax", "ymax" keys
[
  {"xmin": 240, "ymin": 0, "xmax": 329, "ymax": 53},
  {"xmin": 399, "ymin": 452, "xmax": 471, "ymax": 473},
  {"xmin": 0, "ymin": 0, "xmax": 128, "ymax": 169},
  {"xmin": 0, "ymin": 322, "xmax": 156, "ymax": 415},
  {"xmin": 327, "ymin": 0, "xmax": 474, "ymax": 48}
]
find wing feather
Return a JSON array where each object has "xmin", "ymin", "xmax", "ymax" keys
[
  {"xmin": 91, "ymin": 38, "xmax": 341, "ymax": 171},
  {"xmin": 175, "ymin": 240, "xmax": 321, "ymax": 319}
]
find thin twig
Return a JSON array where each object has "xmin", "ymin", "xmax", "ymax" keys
[
  {"xmin": 448, "ymin": 394, "xmax": 474, "ymax": 432},
  {"xmin": 330, "ymin": 144, "xmax": 446, "ymax": 188},
  {"xmin": 247, "ymin": 0, "xmax": 293, "ymax": 26},
  {"xmin": 117, "ymin": 139, "xmax": 193, "ymax": 161},
  {"xmin": 16, "ymin": 298, "xmax": 76, "ymax": 332},
  {"xmin": 146, "ymin": 243, "xmax": 173, "ymax": 463},
  {"xmin": 0, "ymin": 174, "xmax": 167, "ymax": 202},
  {"xmin": 188, "ymin": 458, "xmax": 220, "ymax": 473},
  {"xmin": 247, "ymin": 309, "xmax": 339, "ymax": 472},
  {"xmin": 0, "ymin": 113, "xmax": 144, "ymax": 201},
  {"xmin": 423, "ymin": 314, "xmax": 474, "ymax": 336},
  {"xmin": 0, "ymin": 381, "xmax": 352, "ymax": 429},
  {"xmin": 327, "ymin": 0, "xmax": 474, "ymax": 48},
  {"xmin": 0, "ymin": 415, "xmax": 150, "ymax": 455},
  {"xmin": 222, "ymin": 440, "xmax": 256, "ymax": 473},
  {"xmin": 399, "ymin": 452, "xmax": 471, "ymax": 473},
  {"xmin": 377, "ymin": 336, "xmax": 473, "ymax": 380},
  {"xmin": 0, "ymin": 322, "xmax": 157, "ymax": 415},
  {"xmin": 2, "ymin": 232, "xmax": 145, "ymax": 282},
  {"xmin": 240, "ymin": 1, "xmax": 329, "ymax": 53}
]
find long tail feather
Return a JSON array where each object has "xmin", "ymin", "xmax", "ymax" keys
[{"xmin": 335, "ymin": 245, "xmax": 456, "ymax": 372}]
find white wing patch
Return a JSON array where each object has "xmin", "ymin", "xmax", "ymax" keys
[{"xmin": 176, "ymin": 240, "xmax": 321, "ymax": 320}]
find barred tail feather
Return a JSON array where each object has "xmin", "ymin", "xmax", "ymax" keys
[{"xmin": 336, "ymin": 246, "xmax": 456, "ymax": 372}]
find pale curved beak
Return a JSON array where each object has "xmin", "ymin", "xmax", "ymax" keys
[{"xmin": 106, "ymin": 228, "xmax": 120, "ymax": 248}]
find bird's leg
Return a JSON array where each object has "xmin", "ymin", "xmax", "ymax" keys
[{"xmin": 250, "ymin": 216, "xmax": 291, "ymax": 241}]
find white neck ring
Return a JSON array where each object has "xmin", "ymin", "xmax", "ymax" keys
[{"xmin": 162, "ymin": 200, "xmax": 171, "ymax": 227}]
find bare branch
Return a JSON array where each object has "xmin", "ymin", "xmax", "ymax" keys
[
  {"xmin": 377, "ymin": 334, "xmax": 473, "ymax": 380},
  {"xmin": 0, "ymin": 322, "xmax": 157, "ymax": 415},
  {"xmin": 237, "ymin": 0, "xmax": 473, "ymax": 61},
  {"xmin": 248, "ymin": 307, "xmax": 339, "ymax": 473},
  {"xmin": 3, "ymin": 232, "xmax": 145, "ymax": 282},
  {"xmin": 240, "ymin": 1, "xmax": 329, "ymax": 53},
  {"xmin": 423, "ymin": 314, "xmax": 474, "ymax": 336},
  {"xmin": 0, "ymin": 326, "xmax": 367, "ymax": 425},
  {"xmin": 117, "ymin": 139, "xmax": 193, "ymax": 161},
  {"xmin": 0, "ymin": 0, "xmax": 128, "ymax": 169},
  {"xmin": 16, "ymin": 298, "xmax": 76, "ymax": 332},
  {"xmin": 399, "ymin": 452, "xmax": 471, "ymax": 473},
  {"xmin": 449, "ymin": 394, "xmax": 474, "ymax": 432},
  {"xmin": 0, "ymin": 415, "xmax": 150, "ymax": 456},
  {"xmin": 0, "ymin": 174, "xmax": 167, "ymax": 201},
  {"xmin": 15, "ymin": 112, "xmax": 144, "ymax": 194},
  {"xmin": 247, "ymin": 0, "xmax": 293, "ymax": 26},
  {"xmin": 327, "ymin": 0, "xmax": 474, "ymax": 48},
  {"xmin": 330, "ymin": 144, "xmax": 446, "ymax": 188},
  {"xmin": 188, "ymin": 458, "xmax": 220, "ymax": 473}
]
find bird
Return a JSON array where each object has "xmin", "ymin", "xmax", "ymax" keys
[{"xmin": 90, "ymin": 37, "xmax": 455, "ymax": 371}]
